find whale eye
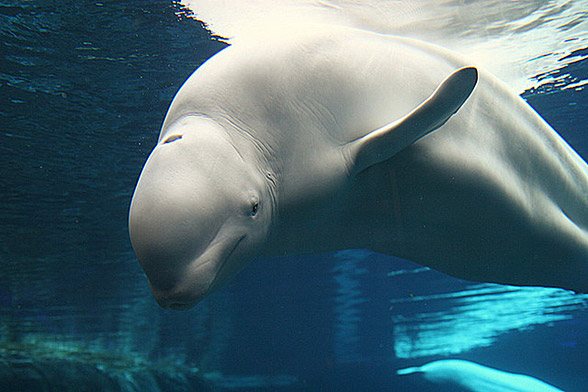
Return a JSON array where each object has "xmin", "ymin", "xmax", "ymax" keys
[
  {"xmin": 251, "ymin": 202, "xmax": 259, "ymax": 217},
  {"xmin": 247, "ymin": 195, "xmax": 260, "ymax": 217}
]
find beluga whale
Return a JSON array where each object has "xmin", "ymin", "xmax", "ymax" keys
[
  {"xmin": 397, "ymin": 359, "xmax": 564, "ymax": 392},
  {"xmin": 129, "ymin": 24, "xmax": 588, "ymax": 310}
]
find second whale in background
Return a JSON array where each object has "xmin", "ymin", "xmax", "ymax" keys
[{"xmin": 398, "ymin": 359, "xmax": 564, "ymax": 392}]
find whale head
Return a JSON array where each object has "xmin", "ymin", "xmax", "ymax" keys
[{"xmin": 129, "ymin": 116, "xmax": 273, "ymax": 310}]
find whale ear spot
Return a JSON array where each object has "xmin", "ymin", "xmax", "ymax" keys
[
  {"xmin": 345, "ymin": 66, "xmax": 478, "ymax": 173},
  {"xmin": 163, "ymin": 134, "xmax": 183, "ymax": 144}
]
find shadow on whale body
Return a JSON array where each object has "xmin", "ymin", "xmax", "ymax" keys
[
  {"xmin": 397, "ymin": 359, "xmax": 564, "ymax": 392},
  {"xmin": 129, "ymin": 24, "xmax": 588, "ymax": 310}
]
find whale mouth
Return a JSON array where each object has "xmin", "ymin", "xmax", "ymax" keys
[
  {"xmin": 205, "ymin": 234, "xmax": 246, "ymax": 294},
  {"xmin": 164, "ymin": 234, "xmax": 246, "ymax": 311}
]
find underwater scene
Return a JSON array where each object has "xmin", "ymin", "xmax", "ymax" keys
[{"xmin": 2, "ymin": 1, "xmax": 588, "ymax": 391}]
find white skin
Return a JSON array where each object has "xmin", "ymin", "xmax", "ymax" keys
[
  {"xmin": 397, "ymin": 360, "xmax": 564, "ymax": 392},
  {"xmin": 129, "ymin": 25, "xmax": 588, "ymax": 310},
  {"xmin": 129, "ymin": 117, "xmax": 271, "ymax": 309}
]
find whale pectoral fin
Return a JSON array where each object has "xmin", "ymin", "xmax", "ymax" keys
[
  {"xmin": 345, "ymin": 66, "xmax": 478, "ymax": 173},
  {"xmin": 397, "ymin": 366, "xmax": 423, "ymax": 375}
]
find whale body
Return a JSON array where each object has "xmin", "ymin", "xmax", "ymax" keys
[
  {"xmin": 397, "ymin": 359, "xmax": 564, "ymax": 392},
  {"xmin": 129, "ymin": 24, "xmax": 588, "ymax": 309}
]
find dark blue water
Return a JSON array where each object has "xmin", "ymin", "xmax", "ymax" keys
[{"xmin": 1, "ymin": 1, "xmax": 587, "ymax": 391}]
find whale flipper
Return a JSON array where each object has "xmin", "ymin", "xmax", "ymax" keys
[
  {"xmin": 347, "ymin": 66, "xmax": 478, "ymax": 173},
  {"xmin": 396, "ymin": 366, "xmax": 424, "ymax": 376}
]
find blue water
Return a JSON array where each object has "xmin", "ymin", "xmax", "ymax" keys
[{"xmin": 1, "ymin": 1, "xmax": 588, "ymax": 391}]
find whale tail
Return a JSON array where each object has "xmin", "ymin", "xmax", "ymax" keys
[{"xmin": 397, "ymin": 366, "xmax": 424, "ymax": 376}]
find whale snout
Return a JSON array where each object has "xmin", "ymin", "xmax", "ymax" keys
[
  {"xmin": 133, "ymin": 232, "xmax": 248, "ymax": 310},
  {"xmin": 140, "ymin": 253, "xmax": 220, "ymax": 310}
]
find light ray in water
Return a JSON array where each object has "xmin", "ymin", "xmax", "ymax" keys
[
  {"xmin": 331, "ymin": 250, "xmax": 370, "ymax": 364},
  {"xmin": 391, "ymin": 283, "xmax": 588, "ymax": 358}
]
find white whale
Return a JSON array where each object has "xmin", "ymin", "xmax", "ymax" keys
[
  {"xmin": 129, "ymin": 24, "xmax": 588, "ymax": 309},
  {"xmin": 397, "ymin": 359, "xmax": 564, "ymax": 392}
]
